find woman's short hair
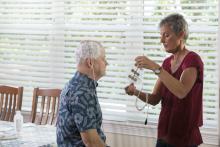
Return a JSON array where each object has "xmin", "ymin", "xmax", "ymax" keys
[
  {"xmin": 159, "ymin": 13, "xmax": 189, "ymax": 42},
  {"xmin": 75, "ymin": 40, "xmax": 104, "ymax": 64}
]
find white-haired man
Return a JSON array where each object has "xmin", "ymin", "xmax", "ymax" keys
[{"xmin": 56, "ymin": 40, "xmax": 108, "ymax": 147}]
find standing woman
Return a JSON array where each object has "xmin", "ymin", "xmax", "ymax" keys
[{"xmin": 125, "ymin": 13, "xmax": 203, "ymax": 147}]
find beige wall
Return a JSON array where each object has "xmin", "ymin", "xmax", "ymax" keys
[{"xmin": 105, "ymin": 132, "xmax": 218, "ymax": 147}]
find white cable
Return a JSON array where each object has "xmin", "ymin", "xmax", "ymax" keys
[
  {"xmin": 89, "ymin": 45, "xmax": 107, "ymax": 139},
  {"xmin": 88, "ymin": 43, "xmax": 97, "ymax": 89},
  {"xmin": 134, "ymin": 81, "xmax": 150, "ymax": 125},
  {"xmin": 134, "ymin": 77, "xmax": 149, "ymax": 112}
]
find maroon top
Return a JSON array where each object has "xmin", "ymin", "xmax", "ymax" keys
[{"xmin": 158, "ymin": 51, "xmax": 203, "ymax": 147}]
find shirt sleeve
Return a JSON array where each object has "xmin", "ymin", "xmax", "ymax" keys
[
  {"xmin": 182, "ymin": 52, "xmax": 204, "ymax": 82},
  {"xmin": 69, "ymin": 93, "xmax": 97, "ymax": 132}
]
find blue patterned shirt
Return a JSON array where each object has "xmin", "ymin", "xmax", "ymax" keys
[{"xmin": 56, "ymin": 71, "xmax": 106, "ymax": 147}]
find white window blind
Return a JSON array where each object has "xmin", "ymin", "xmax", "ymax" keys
[{"xmin": 0, "ymin": 0, "xmax": 219, "ymax": 144}]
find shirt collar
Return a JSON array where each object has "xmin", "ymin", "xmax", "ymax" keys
[{"xmin": 72, "ymin": 71, "xmax": 98, "ymax": 89}]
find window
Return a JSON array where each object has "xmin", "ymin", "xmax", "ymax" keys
[{"xmin": 0, "ymin": 0, "xmax": 219, "ymax": 145}]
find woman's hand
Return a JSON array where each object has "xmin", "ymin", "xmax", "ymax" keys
[
  {"xmin": 135, "ymin": 55, "xmax": 160, "ymax": 70},
  {"xmin": 125, "ymin": 83, "xmax": 136, "ymax": 96}
]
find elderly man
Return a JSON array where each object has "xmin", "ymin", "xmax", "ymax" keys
[{"xmin": 56, "ymin": 40, "xmax": 108, "ymax": 147}]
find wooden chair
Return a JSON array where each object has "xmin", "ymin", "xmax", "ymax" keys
[
  {"xmin": 30, "ymin": 88, "xmax": 61, "ymax": 125},
  {"xmin": 0, "ymin": 85, "xmax": 23, "ymax": 121}
]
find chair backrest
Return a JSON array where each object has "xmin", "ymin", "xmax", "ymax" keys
[
  {"xmin": 0, "ymin": 85, "xmax": 23, "ymax": 121},
  {"xmin": 30, "ymin": 87, "xmax": 61, "ymax": 125}
]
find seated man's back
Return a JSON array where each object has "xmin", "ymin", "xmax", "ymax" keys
[{"xmin": 56, "ymin": 40, "xmax": 108, "ymax": 147}]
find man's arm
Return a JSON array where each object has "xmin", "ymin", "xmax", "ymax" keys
[{"xmin": 80, "ymin": 129, "xmax": 106, "ymax": 147}]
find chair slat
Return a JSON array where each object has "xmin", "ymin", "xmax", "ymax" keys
[
  {"xmin": 54, "ymin": 96, "xmax": 60, "ymax": 125},
  {"xmin": 49, "ymin": 97, "xmax": 56, "ymax": 124},
  {"xmin": 5, "ymin": 94, "xmax": 13, "ymax": 121},
  {"xmin": 39, "ymin": 96, "xmax": 45, "ymax": 125},
  {"xmin": 10, "ymin": 94, "xmax": 17, "ymax": 121},
  {"xmin": 1, "ymin": 93, "xmax": 9, "ymax": 120},
  {"xmin": 0, "ymin": 94, "xmax": 4, "ymax": 116},
  {"xmin": 44, "ymin": 96, "xmax": 51, "ymax": 124}
]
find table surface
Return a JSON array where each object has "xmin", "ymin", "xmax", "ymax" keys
[{"xmin": 0, "ymin": 121, "xmax": 57, "ymax": 147}]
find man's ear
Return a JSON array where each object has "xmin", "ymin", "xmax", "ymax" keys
[{"xmin": 85, "ymin": 58, "xmax": 93, "ymax": 68}]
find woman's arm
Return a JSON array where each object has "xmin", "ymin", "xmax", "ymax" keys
[
  {"xmin": 125, "ymin": 78, "xmax": 162, "ymax": 106},
  {"xmin": 157, "ymin": 67, "xmax": 197, "ymax": 99},
  {"xmin": 135, "ymin": 55, "xmax": 198, "ymax": 99}
]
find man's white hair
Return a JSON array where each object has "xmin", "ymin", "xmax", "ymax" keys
[{"xmin": 75, "ymin": 40, "xmax": 103, "ymax": 65}]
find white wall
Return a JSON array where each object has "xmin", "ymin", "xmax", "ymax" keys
[{"xmin": 105, "ymin": 132, "xmax": 219, "ymax": 147}]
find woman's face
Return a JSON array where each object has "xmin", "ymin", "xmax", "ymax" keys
[{"xmin": 160, "ymin": 24, "xmax": 183, "ymax": 53}]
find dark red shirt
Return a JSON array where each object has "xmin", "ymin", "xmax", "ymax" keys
[{"xmin": 158, "ymin": 51, "xmax": 203, "ymax": 147}]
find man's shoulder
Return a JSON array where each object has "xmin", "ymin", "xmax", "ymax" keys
[
  {"xmin": 60, "ymin": 81, "xmax": 93, "ymax": 105},
  {"xmin": 63, "ymin": 81, "xmax": 90, "ymax": 95}
]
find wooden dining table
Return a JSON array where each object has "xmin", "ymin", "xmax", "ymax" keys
[{"xmin": 0, "ymin": 120, "xmax": 57, "ymax": 147}]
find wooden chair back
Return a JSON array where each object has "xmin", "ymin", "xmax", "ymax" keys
[
  {"xmin": 0, "ymin": 85, "xmax": 23, "ymax": 121},
  {"xmin": 30, "ymin": 88, "xmax": 61, "ymax": 125}
]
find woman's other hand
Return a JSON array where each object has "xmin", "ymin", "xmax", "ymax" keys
[{"xmin": 125, "ymin": 83, "xmax": 136, "ymax": 96}]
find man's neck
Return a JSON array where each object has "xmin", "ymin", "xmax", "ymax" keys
[{"xmin": 77, "ymin": 65, "xmax": 95, "ymax": 80}]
